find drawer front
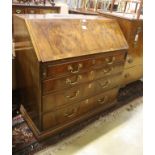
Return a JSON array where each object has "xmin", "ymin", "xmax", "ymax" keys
[
  {"xmin": 43, "ymin": 63, "xmax": 124, "ymax": 94},
  {"xmin": 95, "ymin": 63, "xmax": 124, "ymax": 80},
  {"xmin": 95, "ymin": 74, "xmax": 122, "ymax": 92},
  {"xmin": 43, "ymin": 59, "xmax": 93, "ymax": 79},
  {"xmin": 55, "ymin": 103, "xmax": 80, "ymax": 124},
  {"xmin": 121, "ymin": 65, "xmax": 143, "ymax": 86},
  {"xmin": 42, "ymin": 102, "xmax": 79, "ymax": 130},
  {"xmin": 42, "ymin": 51, "xmax": 126, "ymax": 79},
  {"xmin": 43, "ymin": 74, "xmax": 84, "ymax": 94},
  {"xmin": 42, "ymin": 74, "xmax": 121, "ymax": 112},
  {"xmin": 90, "ymin": 87, "xmax": 118, "ymax": 109},
  {"xmin": 79, "ymin": 88, "xmax": 118, "ymax": 114},
  {"xmin": 93, "ymin": 52, "xmax": 126, "ymax": 67}
]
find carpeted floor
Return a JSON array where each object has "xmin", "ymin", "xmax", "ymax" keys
[{"xmin": 12, "ymin": 80, "xmax": 143, "ymax": 155}]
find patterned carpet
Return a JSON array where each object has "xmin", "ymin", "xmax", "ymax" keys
[{"xmin": 12, "ymin": 80, "xmax": 143, "ymax": 155}]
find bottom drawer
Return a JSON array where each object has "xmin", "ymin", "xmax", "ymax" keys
[
  {"xmin": 121, "ymin": 65, "xmax": 143, "ymax": 86},
  {"xmin": 42, "ymin": 103, "xmax": 80, "ymax": 131},
  {"xmin": 79, "ymin": 87, "xmax": 118, "ymax": 115},
  {"xmin": 42, "ymin": 87, "xmax": 118, "ymax": 131}
]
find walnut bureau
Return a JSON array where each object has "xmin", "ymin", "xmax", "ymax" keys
[
  {"xmin": 13, "ymin": 14, "xmax": 128, "ymax": 140},
  {"xmin": 98, "ymin": 11, "xmax": 143, "ymax": 86}
]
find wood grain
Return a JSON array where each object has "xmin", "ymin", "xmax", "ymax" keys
[{"xmin": 14, "ymin": 14, "xmax": 128, "ymax": 62}]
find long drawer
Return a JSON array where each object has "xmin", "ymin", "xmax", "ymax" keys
[
  {"xmin": 43, "ymin": 63, "xmax": 124, "ymax": 94},
  {"xmin": 42, "ymin": 74, "xmax": 122, "ymax": 112},
  {"xmin": 42, "ymin": 87, "xmax": 118, "ymax": 131},
  {"xmin": 42, "ymin": 51, "xmax": 126, "ymax": 79}
]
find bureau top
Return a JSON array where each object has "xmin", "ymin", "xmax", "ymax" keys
[{"xmin": 13, "ymin": 14, "xmax": 128, "ymax": 62}]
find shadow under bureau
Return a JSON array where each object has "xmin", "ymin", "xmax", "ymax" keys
[{"xmin": 13, "ymin": 14, "xmax": 128, "ymax": 140}]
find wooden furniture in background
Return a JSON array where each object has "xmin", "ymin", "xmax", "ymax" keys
[
  {"xmin": 98, "ymin": 11, "xmax": 143, "ymax": 85},
  {"xmin": 68, "ymin": 0, "xmax": 143, "ymax": 19},
  {"xmin": 13, "ymin": 14, "xmax": 128, "ymax": 140},
  {"xmin": 12, "ymin": 4, "xmax": 60, "ymax": 14},
  {"xmin": 109, "ymin": 0, "xmax": 143, "ymax": 15},
  {"xmin": 69, "ymin": 8, "xmax": 99, "ymax": 15}
]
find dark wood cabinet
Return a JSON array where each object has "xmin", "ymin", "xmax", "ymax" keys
[
  {"xmin": 13, "ymin": 14, "xmax": 128, "ymax": 140},
  {"xmin": 12, "ymin": 4, "xmax": 61, "ymax": 14}
]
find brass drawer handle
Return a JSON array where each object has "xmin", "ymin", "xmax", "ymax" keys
[
  {"xmin": 99, "ymin": 80, "xmax": 111, "ymax": 88},
  {"xmin": 103, "ymin": 67, "xmax": 113, "ymax": 75},
  {"xmin": 66, "ymin": 90, "xmax": 80, "ymax": 100},
  {"xmin": 134, "ymin": 26, "xmax": 141, "ymax": 48},
  {"xmin": 98, "ymin": 96, "xmax": 108, "ymax": 105},
  {"xmin": 133, "ymin": 34, "xmax": 139, "ymax": 48},
  {"xmin": 105, "ymin": 56, "xmax": 115, "ymax": 65},
  {"xmin": 68, "ymin": 63, "xmax": 83, "ymax": 74},
  {"xmin": 90, "ymin": 71, "xmax": 95, "ymax": 80},
  {"xmin": 64, "ymin": 108, "xmax": 77, "ymax": 118},
  {"xmin": 16, "ymin": 9, "xmax": 22, "ymax": 14},
  {"xmin": 127, "ymin": 55, "xmax": 133, "ymax": 64},
  {"xmin": 66, "ymin": 75, "xmax": 82, "ymax": 86}
]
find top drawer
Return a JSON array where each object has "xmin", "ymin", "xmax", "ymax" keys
[{"xmin": 42, "ymin": 50, "xmax": 126, "ymax": 79}]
